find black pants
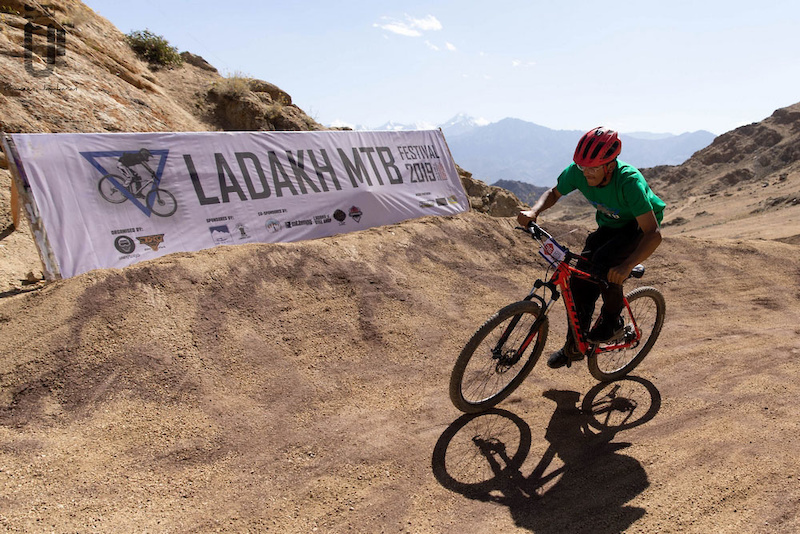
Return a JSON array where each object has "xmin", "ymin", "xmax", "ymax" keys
[{"xmin": 570, "ymin": 221, "xmax": 643, "ymax": 337}]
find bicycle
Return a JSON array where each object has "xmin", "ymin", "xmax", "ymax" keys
[
  {"xmin": 98, "ymin": 155, "xmax": 177, "ymax": 217},
  {"xmin": 449, "ymin": 222, "xmax": 665, "ymax": 413}
]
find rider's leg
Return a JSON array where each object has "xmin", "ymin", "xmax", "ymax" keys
[
  {"xmin": 547, "ymin": 231, "xmax": 604, "ymax": 368},
  {"xmin": 548, "ymin": 275, "xmax": 598, "ymax": 368},
  {"xmin": 572, "ymin": 226, "xmax": 614, "ymax": 333},
  {"xmin": 586, "ymin": 221, "xmax": 643, "ymax": 341}
]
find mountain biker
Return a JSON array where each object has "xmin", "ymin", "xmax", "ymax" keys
[
  {"xmin": 517, "ymin": 127, "xmax": 666, "ymax": 369},
  {"xmin": 116, "ymin": 148, "xmax": 153, "ymax": 197}
]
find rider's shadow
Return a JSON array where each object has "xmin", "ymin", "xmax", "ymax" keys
[{"xmin": 433, "ymin": 377, "xmax": 661, "ymax": 534}]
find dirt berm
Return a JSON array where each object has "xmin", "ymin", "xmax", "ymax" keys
[{"xmin": 1, "ymin": 211, "xmax": 799, "ymax": 532}]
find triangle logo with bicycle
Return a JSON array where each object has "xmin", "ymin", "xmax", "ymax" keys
[{"xmin": 80, "ymin": 149, "xmax": 177, "ymax": 217}]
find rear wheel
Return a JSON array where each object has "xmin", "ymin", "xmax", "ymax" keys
[
  {"xmin": 450, "ymin": 301, "xmax": 548, "ymax": 413},
  {"xmin": 588, "ymin": 286, "xmax": 665, "ymax": 382},
  {"xmin": 98, "ymin": 174, "xmax": 129, "ymax": 203}
]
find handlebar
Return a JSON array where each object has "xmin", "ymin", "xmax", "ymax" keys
[
  {"xmin": 515, "ymin": 222, "xmax": 566, "ymax": 257},
  {"xmin": 515, "ymin": 221, "xmax": 551, "ymax": 242}
]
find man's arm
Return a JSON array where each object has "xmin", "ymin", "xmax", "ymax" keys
[
  {"xmin": 607, "ymin": 210, "xmax": 662, "ymax": 285},
  {"xmin": 517, "ymin": 187, "xmax": 562, "ymax": 226}
]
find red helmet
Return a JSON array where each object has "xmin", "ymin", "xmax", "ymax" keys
[{"xmin": 573, "ymin": 127, "xmax": 621, "ymax": 167}]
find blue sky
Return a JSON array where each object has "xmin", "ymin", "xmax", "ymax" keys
[{"xmin": 84, "ymin": 0, "xmax": 800, "ymax": 135}]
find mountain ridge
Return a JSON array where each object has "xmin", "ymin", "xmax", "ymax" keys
[{"xmin": 350, "ymin": 115, "xmax": 716, "ymax": 186}]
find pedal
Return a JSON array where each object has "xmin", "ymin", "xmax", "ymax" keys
[{"xmin": 622, "ymin": 325, "xmax": 637, "ymax": 343}]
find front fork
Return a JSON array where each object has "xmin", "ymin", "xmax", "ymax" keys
[{"xmin": 490, "ymin": 282, "xmax": 554, "ymax": 365}]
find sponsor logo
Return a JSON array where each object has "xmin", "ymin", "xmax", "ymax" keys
[
  {"xmin": 435, "ymin": 197, "xmax": 447, "ymax": 206},
  {"xmin": 333, "ymin": 209, "xmax": 347, "ymax": 225},
  {"xmin": 136, "ymin": 234, "xmax": 165, "ymax": 251},
  {"xmin": 349, "ymin": 206, "xmax": 363, "ymax": 223},
  {"xmin": 265, "ymin": 219, "xmax": 282, "ymax": 233},
  {"xmin": 285, "ymin": 219, "xmax": 313, "ymax": 228},
  {"xmin": 114, "ymin": 235, "xmax": 136, "ymax": 254},
  {"xmin": 543, "ymin": 242, "xmax": 554, "ymax": 255},
  {"xmin": 314, "ymin": 214, "xmax": 332, "ymax": 225},
  {"xmin": 209, "ymin": 225, "xmax": 233, "ymax": 245},
  {"xmin": 448, "ymin": 195, "xmax": 459, "ymax": 205},
  {"xmin": 419, "ymin": 201, "xmax": 435, "ymax": 208},
  {"xmin": 234, "ymin": 223, "xmax": 250, "ymax": 239}
]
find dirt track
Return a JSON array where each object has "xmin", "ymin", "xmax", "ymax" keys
[{"xmin": 1, "ymin": 211, "xmax": 799, "ymax": 533}]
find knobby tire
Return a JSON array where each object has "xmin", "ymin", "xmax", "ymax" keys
[
  {"xmin": 450, "ymin": 301, "xmax": 549, "ymax": 413},
  {"xmin": 587, "ymin": 286, "xmax": 665, "ymax": 382}
]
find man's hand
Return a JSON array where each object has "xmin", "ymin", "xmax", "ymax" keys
[
  {"xmin": 518, "ymin": 187, "xmax": 562, "ymax": 227},
  {"xmin": 517, "ymin": 209, "xmax": 538, "ymax": 227},
  {"xmin": 608, "ymin": 210, "xmax": 663, "ymax": 286},
  {"xmin": 607, "ymin": 263, "xmax": 634, "ymax": 285}
]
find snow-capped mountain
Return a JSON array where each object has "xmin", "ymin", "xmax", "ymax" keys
[
  {"xmin": 438, "ymin": 113, "xmax": 490, "ymax": 137},
  {"xmin": 372, "ymin": 120, "xmax": 438, "ymax": 131},
  {"xmin": 329, "ymin": 114, "xmax": 482, "ymax": 133}
]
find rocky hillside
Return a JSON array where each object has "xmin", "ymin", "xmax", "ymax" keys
[
  {"xmin": 0, "ymin": 1, "xmax": 324, "ymax": 135},
  {"xmin": 645, "ymin": 103, "xmax": 800, "ymax": 200},
  {"xmin": 641, "ymin": 102, "xmax": 800, "ymax": 241},
  {"xmin": 491, "ymin": 179, "xmax": 549, "ymax": 206}
]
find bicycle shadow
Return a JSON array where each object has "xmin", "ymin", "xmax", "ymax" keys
[{"xmin": 432, "ymin": 376, "xmax": 661, "ymax": 533}]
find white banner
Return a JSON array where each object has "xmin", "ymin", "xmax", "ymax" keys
[{"xmin": 7, "ymin": 130, "xmax": 468, "ymax": 278}]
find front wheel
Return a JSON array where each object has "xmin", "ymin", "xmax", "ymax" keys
[
  {"xmin": 450, "ymin": 301, "xmax": 549, "ymax": 413},
  {"xmin": 146, "ymin": 188, "xmax": 178, "ymax": 217},
  {"xmin": 588, "ymin": 286, "xmax": 665, "ymax": 382}
]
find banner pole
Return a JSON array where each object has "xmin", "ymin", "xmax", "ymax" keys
[
  {"xmin": 1, "ymin": 134, "xmax": 62, "ymax": 281},
  {"xmin": 9, "ymin": 173, "xmax": 20, "ymax": 228}
]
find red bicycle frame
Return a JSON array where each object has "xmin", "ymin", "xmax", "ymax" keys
[{"xmin": 540, "ymin": 259, "xmax": 642, "ymax": 356}]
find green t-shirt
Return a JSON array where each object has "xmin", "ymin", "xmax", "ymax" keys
[{"xmin": 555, "ymin": 160, "xmax": 666, "ymax": 228}]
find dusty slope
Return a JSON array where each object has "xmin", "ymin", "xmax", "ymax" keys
[{"xmin": 1, "ymin": 211, "xmax": 799, "ymax": 533}]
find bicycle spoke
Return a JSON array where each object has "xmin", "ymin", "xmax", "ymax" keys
[
  {"xmin": 588, "ymin": 287, "xmax": 665, "ymax": 381},
  {"xmin": 451, "ymin": 302, "xmax": 548, "ymax": 412}
]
